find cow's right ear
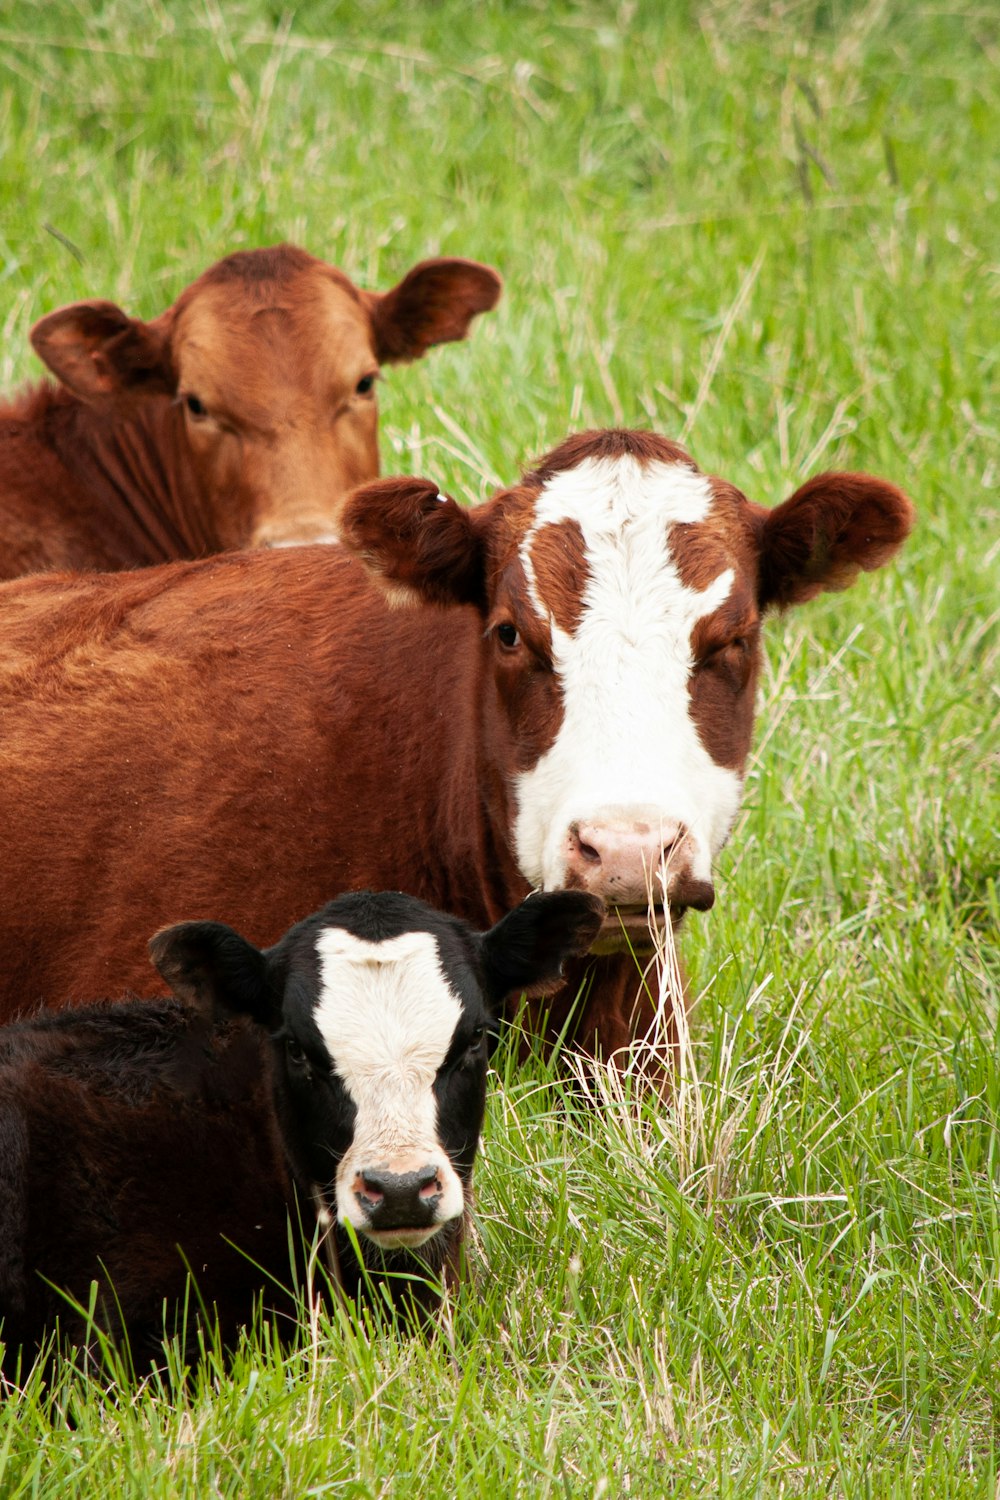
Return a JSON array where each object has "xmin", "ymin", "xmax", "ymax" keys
[
  {"xmin": 339, "ymin": 476, "xmax": 486, "ymax": 609},
  {"xmin": 149, "ymin": 921, "xmax": 273, "ymax": 1024},
  {"xmin": 31, "ymin": 300, "xmax": 174, "ymax": 402},
  {"xmin": 478, "ymin": 892, "xmax": 606, "ymax": 1006},
  {"xmin": 753, "ymin": 471, "xmax": 915, "ymax": 610}
]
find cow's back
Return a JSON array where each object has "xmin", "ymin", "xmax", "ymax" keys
[
  {"xmin": 0, "ymin": 1000, "xmax": 296, "ymax": 1369},
  {"xmin": 0, "ymin": 548, "xmax": 502, "ymax": 1012}
]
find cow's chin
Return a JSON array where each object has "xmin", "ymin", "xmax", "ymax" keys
[
  {"xmin": 359, "ymin": 1224, "xmax": 446, "ymax": 1251},
  {"xmin": 590, "ymin": 905, "xmax": 677, "ymax": 957}
]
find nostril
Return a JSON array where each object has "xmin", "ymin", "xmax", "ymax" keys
[
  {"xmin": 569, "ymin": 823, "xmax": 602, "ymax": 866},
  {"xmin": 419, "ymin": 1173, "xmax": 443, "ymax": 1202},
  {"xmin": 660, "ymin": 825, "xmax": 690, "ymax": 868},
  {"xmin": 356, "ymin": 1172, "xmax": 385, "ymax": 1209}
]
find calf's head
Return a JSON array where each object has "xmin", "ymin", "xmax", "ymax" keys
[
  {"xmin": 150, "ymin": 890, "xmax": 602, "ymax": 1251},
  {"xmin": 341, "ymin": 429, "xmax": 915, "ymax": 953},
  {"xmin": 30, "ymin": 245, "xmax": 501, "ymax": 549}
]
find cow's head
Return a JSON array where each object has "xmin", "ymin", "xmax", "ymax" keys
[
  {"xmin": 30, "ymin": 245, "xmax": 501, "ymax": 549},
  {"xmin": 150, "ymin": 889, "xmax": 602, "ymax": 1251},
  {"xmin": 340, "ymin": 429, "xmax": 915, "ymax": 953}
]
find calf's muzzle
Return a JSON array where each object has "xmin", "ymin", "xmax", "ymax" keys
[{"xmin": 352, "ymin": 1164, "xmax": 446, "ymax": 1234}]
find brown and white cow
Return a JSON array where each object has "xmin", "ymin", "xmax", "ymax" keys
[
  {"xmin": 0, "ymin": 430, "xmax": 914, "ymax": 1057},
  {"xmin": 0, "ymin": 244, "xmax": 501, "ymax": 577}
]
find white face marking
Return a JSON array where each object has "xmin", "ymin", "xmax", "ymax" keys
[
  {"xmin": 513, "ymin": 454, "xmax": 745, "ymax": 893},
  {"xmin": 313, "ymin": 927, "xmax": 466, "ymax": 1237}
]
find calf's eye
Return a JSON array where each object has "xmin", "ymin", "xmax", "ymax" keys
[
  {"xmin": 355, "ymin": 373, "xmax": 377, "ymax": 396},
  {"xmin": 184, "ymin": 393, "xmax": 207, "ymax": 418},
  {"xmin": 496, "ymin": 622, "xmax": 519, "ymax": 650},
  {"xmin": 286, "ymin": 1038, "xmax": 308, "ymax": 1065}
]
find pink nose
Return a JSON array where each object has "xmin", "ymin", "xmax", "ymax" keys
[{"xmin": 564, "ymin": 820, "xmax": 715, "ymax": 911}]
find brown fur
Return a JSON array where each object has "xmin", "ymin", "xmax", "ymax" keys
[
  {"xmin": 0, "ymin": 430, "xmax": 914, "ymax": 1059},
  {"xmin": 0, "ymin": 246, "xmax": 501, "ymax": 578},
  {"xmin": 529, "ymin": 519, "xmax": 591, "ymax": 636}
]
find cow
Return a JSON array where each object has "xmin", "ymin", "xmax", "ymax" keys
[
  {"xmin": 0, "ymin": 888, "xmax": 602, "ymax": 1376},
  {"xmin": 0, "ymin": 428, "xmax": 914, "ymax": 1060},
  {"xmin": 0, "ymin": 244, "xmax": 501, "ymax": 578}
]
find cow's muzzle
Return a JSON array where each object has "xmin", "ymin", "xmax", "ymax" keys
[{"xmin": 563, "ymin": 818, "xmax": 715, "ymax": 920}]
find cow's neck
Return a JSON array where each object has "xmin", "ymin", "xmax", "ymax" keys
[
  {"xmin": 428, "ymin": 622, "xmax": 531, "ymax": 925},
  {"xmin": 52, "ymin": 388, "xmax": 226, "ymax": 564}
]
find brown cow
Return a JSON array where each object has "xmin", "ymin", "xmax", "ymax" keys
[
  {"xmin": 0, "ymin": 429, "xmax": 914, "ymax": 1058},
  {"xmin": 0, "ymin": 245, "xmax": 501, "ymax": 577}
]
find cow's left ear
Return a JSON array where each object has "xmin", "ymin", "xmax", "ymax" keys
[
  {"xmin": 31, "ymin": 300, "xmax": 175, "ymax": 402},
  {"xmin": 339, "ymin": 475, "xmax": 487, "ymax": 608},
  {"xmin": 754, "ymin": 471, "xmax": 915, "ymax": 611},
  {"xmin": 363, "ymin": 258, "xmax": 502, "ymax": 364},
  {"xmin": 478, "ymin": 892, "xmax": 606, "ymax": 1006},
  {"xmin": 149, "ymin": 921, "xmax": 274, "ymax": 1024}
]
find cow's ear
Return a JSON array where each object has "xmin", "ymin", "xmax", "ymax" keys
[
  {"xmin": 478, "ymin": 892, "xmax": 606, "ymax": 1005},
  {"xmin": 364, "ymin": 258, "xmax": 502, "ymax": 364},
  {"xmin": 339, "ymin": 475, "xmax": 486, "ymax": 608},
  {"xmin": 31, "ymin": 300, "xmax": 174, "ymax": 402},
  {"xmin": 755, "ymin": 471, "xmax": 915, "ymax": 611},
  {"xmin": 149, "ymin": 921, "xmax": 274, "ymax": 1024}
]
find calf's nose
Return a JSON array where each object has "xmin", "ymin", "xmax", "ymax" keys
[
  {"xmin": 565, "ymin": 818, "xmax": 715, "ymax": 911},
  {"xmin": 353, "ymin": 1164, "xmax": 443, "ymax": 1229}
]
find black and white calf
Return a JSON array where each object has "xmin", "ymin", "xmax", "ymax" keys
[{"xmin": 0, "ymin": 889, "xmax": 602, "ymax": 1374}]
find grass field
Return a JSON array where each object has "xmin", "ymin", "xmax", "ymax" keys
[{"xmin": 0, "ymin": 0, "xmax": 997, "ymax": 1493}]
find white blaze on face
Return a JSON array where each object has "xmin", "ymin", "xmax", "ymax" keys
[
  {"xmin": 313, "ymin": 927, "xmax": 465, "ymax": 1235},
  {"xmin": 514, "ymin": 454, "xmax": 745, "ymax": 891}
]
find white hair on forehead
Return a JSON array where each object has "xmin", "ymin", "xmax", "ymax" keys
[
  {"xmin": 530, "ymin": 452, "xmax": 713, "ymax": 531},
  {"xmin": 313, "ymin": 928, "xmax": 462, "ymax": 1086}
]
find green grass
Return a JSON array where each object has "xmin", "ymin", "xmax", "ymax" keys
[{"xmin": 0, "ymin": 0, "xmax": 997, "ymax": 1493}]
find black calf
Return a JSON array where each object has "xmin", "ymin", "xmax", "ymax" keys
[{"xmin": 0, "ymin": 888, "xmax": 603, "ymax": 1375}]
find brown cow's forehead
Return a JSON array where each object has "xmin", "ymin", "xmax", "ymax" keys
[{"xmin": 170, "ymin": 270, "xmax": 376, "ymax": 426}]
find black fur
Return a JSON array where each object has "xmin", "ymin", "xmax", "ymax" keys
[{"xmin": 0, "ymin": 888, "xmax": 601, "ymax": 1377}]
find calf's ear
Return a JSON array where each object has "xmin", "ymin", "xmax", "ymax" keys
[
  {"xmin": 755, "ymin": 471, "xmax": 915, "ymax": 611},
  {"xmin": 149, "ymin": 921, "xmax": 273, "ymax": 1024},
  {"xmin": 478, "ymin": 892, "xmax": 606, "ymax": 1006},
  {"xmin": 339, "ymin": 475, "xmax": 486, "ymax": 608},
  {"xmin": 364, "ymin": 258, "xmax": 502, "ymax": 364},
  {"xmin": 31, "ymin": 300, "xmax": 174, "ymax": 402}
]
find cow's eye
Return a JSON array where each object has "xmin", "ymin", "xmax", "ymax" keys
[
  {"xmin": 495, "ymin": 622, "xmax": 519, "ymax": 650},
  {"xmin": 701, "ymin": 636, "xmax": 748, "ymax": 666},
  {"xmin": 184, "ymin": 393, "xmax": 207, "ymax": 418},
  {"xmin": 286, "ymin": 1038, "xmax": 308, "ymax": 1066},
  {"xmin": 457, "ymin": 1026, "xmax": 489, "ymax": 1067},
  {"xmin": 355, "ymin": 373, "xmax": 377, "ymax": 396}
]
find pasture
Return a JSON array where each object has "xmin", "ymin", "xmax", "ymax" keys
[{"xmin": 0, "ymin": 0, "xmax": 996, "ymax": 1493}]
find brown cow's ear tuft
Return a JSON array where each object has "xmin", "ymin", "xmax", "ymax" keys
[
  {"xmin": 364, "ymin": 258, "xmax": 502, "ymax": 364},
  {"xmin": 755, "ymin": 471, "xmax": 916, "ymax": 611},
  {"xmin": 479, "ymin": 892, "xmax": 606, "ymax": 1006},
  {"xmin": 31, "ymin": 300, "xmax": 175, "ymax": 402},
  {"xmin": 339, "ymin": 475, "xmax": 486, "ymax": 609},
  {"xmin": 149, "ymin": 921, "xmax": 272, "ymax": 1023}
]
